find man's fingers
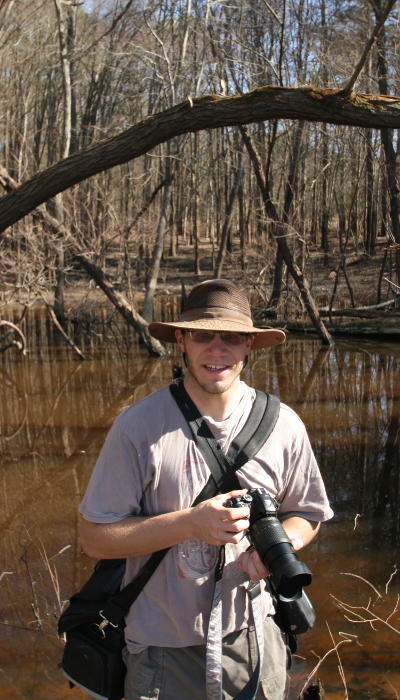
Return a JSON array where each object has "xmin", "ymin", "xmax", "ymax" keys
[
  {"xmin": 236, "ymin": 550, "xmax": 269, "ymax": 582},
  {"xmin": 223, "ymin": 505, "xmax": 250, "ymax": 521},
  {"xmin": 223, "ymin": 517, "xmax": 249, "ymax": 533}
]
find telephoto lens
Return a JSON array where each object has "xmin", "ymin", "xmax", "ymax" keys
[{"xmin": 226, "ymin": 488, "xmax": 312, "ymax": 600}]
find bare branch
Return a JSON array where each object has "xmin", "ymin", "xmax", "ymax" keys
[
  {"xmin": 1, "ymin": 85, "xmax": 400, "ymax": 234},
  {"xmin": 340, "ymin": 0, "xmax": 398, "ymax": 96}
]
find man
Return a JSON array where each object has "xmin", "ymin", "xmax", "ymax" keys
[{"xmin": 79, "ymin": 279, "xmax": 333, "ymax": 700}]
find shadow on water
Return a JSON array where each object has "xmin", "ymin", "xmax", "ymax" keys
[{"xmin": 0, "ymin": 314, "xmax": 399, "ymax": 699}]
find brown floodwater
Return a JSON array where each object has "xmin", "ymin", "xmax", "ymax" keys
[{"xmin": 0, "ymin": 320, "xmax": 399, "ymax": 699}]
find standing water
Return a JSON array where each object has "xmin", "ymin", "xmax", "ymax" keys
[{"xmin": 0, "ymin": 322, "xmax": 399, "ymax": 699}]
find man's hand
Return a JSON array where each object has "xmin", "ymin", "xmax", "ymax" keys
[
  {"xmin": 189, "ymin": 489, "xmax": 250, "ymax": 546},
  {"xmin": 235, "ymin": 516, "xmax": 320, "ymax": 583},
  {"xmin": 236, "ymin": 548, "xmax": 269, "ymax": 583}
]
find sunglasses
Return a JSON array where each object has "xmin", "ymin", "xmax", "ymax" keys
[{"xmin": 184, "ymin": 329, "xmax": 250, "ymax": 346}]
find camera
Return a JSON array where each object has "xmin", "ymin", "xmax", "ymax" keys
[{"xmin": 226, "ymin": 488, "xmax": 312, "ymax": 600}]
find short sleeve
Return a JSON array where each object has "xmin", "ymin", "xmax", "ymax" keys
[
  {"xmin": 277, "ymin": 411, "xmax": 334, "ymax": 523},
  {"xmin": 79, "ymin": 410, "xmax": 151, "ymax": 523}
]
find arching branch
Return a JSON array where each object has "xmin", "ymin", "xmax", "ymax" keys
[{"xmin": 0, "ymin": 85, "xmax": 399, "ymax": 234}]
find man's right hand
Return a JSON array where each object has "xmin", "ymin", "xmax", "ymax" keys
[
  {"xmin": 80, "ymin": 489, "xmax": 251, "ymax": 560},
  {"xmin": 189, "ymin": 489, "xmax": 250, "ymax": 546}
]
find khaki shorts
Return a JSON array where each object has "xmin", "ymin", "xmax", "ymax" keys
[{"xmin": 123, "ymin": 616, "xmax": 288, "ymax": 700}]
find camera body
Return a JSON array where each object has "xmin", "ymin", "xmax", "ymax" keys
[{"xmin": 226, "ymin": 488, "xmax": 312, "ymax": 600}]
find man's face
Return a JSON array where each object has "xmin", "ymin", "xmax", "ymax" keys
[{"xmin": 175, "ymin": 328, "xmax": 254, "ymax": 397}]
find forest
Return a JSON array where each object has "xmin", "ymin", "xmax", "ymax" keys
[{"xmin": 0, "ymin": 0, "xmax": 399, "ymax": 355}]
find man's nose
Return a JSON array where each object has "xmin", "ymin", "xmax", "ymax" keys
[{"xmin": 208, "ymin": 333, "xmax": 228, "ymax": 350}]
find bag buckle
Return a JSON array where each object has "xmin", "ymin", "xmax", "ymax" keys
[{"xmin": 96, "ymin": 610, "xmax": 119, "ymax": 638}]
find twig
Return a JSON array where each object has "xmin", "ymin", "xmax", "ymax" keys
[
  {"xmin": 38, "ymin": 542, "xmax": 62, "ymax": 614},
  {"xmin": 339, "ymin": 571, "xmax": 382, "ymax": 599},
  {"xmin": 261, "ymin": 0, "xmax": 283, "ymax": 25},
  {"xmin": 20, "ymin": 550, "xmax": 42, "ymax": 631},
  {"xmin": 384, "ymin": 276, "xmax": 400, "ymax": 293},
  {"xmin": 385, "ymin": 565, "xmax": 399, "ymax": 594},
  {"xmin": 331, "ymin": 594, "xmax": 400, "ymax": 634},
  {"xmin": 299, "ymin": 637, "xmax": 353, "ymax": 697},
  {"xmin": 0, "ymin": 571, "xmax": 14, "ymax": 582},
  {"xmin": 385, "ymin": 677, "xmax": 400, "ymax": 700},
  {"xmin": 385, "ymin": 594, "xmax": 400, "ymax": 625},
  {"xmin": 326, "ymin": 621, "xmax": 348, "ymax": 699}
]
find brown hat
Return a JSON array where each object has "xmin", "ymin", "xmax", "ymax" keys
[{"xmin": 148, "ymin": 279, "xmax": 286, "ymax": 350}]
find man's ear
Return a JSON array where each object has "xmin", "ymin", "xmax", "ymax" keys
[
  {"xmin": 175, "ymin": 328, "xmax": 185, "ymax": 351},
  {"xmin": 246, "ymin": 334, "xmax": 255, "ymax": 350}
]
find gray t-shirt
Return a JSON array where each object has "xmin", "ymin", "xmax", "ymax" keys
[{"xmin": 79, "ymin": 382, "xmax": 333, "ymax": 652}]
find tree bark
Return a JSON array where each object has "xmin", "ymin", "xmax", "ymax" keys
[{"xmin": 1, "ymin": 85, "xmax": 400, "ymax": 234}]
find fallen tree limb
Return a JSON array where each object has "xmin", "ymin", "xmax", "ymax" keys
[
  {"xmin": 283, "ymin": 316, "xmax": 400, "ymax": 338},
  {"xmin": 74, "ymin": 254, "xmax": 168, "ymax": 357},
  {"xmin": 45, "ymin": 304, "xmax": 88, "ymax": 360},
  {"xmin": 0, "ymin": 165, "xmax": 167, "ymax": 358},
  {"xmin": 319, "ymin": 297, "xmax": 399, "ymax": 317}
]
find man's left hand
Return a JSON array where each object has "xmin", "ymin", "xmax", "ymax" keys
[{"xmin": 236, "ymin": 548, "xmax": 269, "ymax": 583}]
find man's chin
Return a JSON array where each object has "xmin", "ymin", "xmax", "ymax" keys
[{"xmin": 196, "ymin": 375, "xmax": 236, "ymax": 396}]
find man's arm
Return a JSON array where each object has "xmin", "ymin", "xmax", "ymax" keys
[
  {"xmin": 80, "ymin": 490, "xmax": 251, "ymax": 559},
  {"xmin": 281, "ymin": 515, "xmax": 320, "ymax": 551},
  {"xmin": 236, "ymin": 517, "xmax": 320, "ymax": 583}
]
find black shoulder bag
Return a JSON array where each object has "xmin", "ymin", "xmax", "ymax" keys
[{"xmin": 57, "ymin": 382, "xmax": 280, "ymax": 700}]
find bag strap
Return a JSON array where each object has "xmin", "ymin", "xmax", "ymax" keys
[
  {"xmin": 101, "ymin": 380, "xmax": 280, "ymax": 628},
  {"xmin": 169, "ymin": 379, "xmax": 280, "ymax": 492},
  {"xmin": 169, "ymin": 379, "xmax": 280, "ymax": 700}
]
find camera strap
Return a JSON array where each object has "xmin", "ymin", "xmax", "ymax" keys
[
  {"xmin": 169, "ymin": 379, "xmax": 280, "ymax": 700},
  {"xmin": 169, "ymin": 379, "xmax": 280, "ymax": 494}
]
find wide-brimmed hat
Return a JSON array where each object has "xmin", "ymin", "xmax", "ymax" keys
[{"xmin": 148, "ymin": 279, "xmax": 286, "ymax": 350}]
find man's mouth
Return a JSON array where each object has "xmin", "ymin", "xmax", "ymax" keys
[{"xmin": 203, "ymin": 364, "xmax": 230, "ymax": 373}]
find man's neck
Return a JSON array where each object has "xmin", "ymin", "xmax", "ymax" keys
[{"xmin": 182, "ymin": 374, "xmax": 244, "ymax": 421}]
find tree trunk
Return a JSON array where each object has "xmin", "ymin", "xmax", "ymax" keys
[
  {"xmin": 143, "ymin": 214, "xmax": 168, "ymax": 322},
  {"xmin": 320, "ymin": 130, "xmax": 330, "ymax": 263},
  {"xmin": 215, "ymin": 158, "xmax": 242, "ymax": 278},
  {"xmin": 372, "ymin": 0, "xmax": 400, "ymax": 282},
  {"xmin": 239, "ymin": 126, "xmax": 333, "ymax": 345},
  {"xmin": 269, "ymin": 121, "xmax": 305, "ymax": 308},
  {"xmin": 365, "ymin": 129, "xmax": 376, "ymax": 256},
  {"xmin": 268, "ymin": 239, "xmax": 284, "ymax": 309}
]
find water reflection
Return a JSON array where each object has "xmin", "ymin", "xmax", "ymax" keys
[{"xmin": 0, "ymin": 333, "xmax": 399, "ymax": 699}]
